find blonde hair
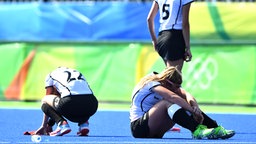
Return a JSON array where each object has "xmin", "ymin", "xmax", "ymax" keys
[{"xmin": 134, "ymin": 66, "xmax": 182, "ymax": 92}]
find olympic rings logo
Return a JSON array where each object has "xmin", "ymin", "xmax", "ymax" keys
[{"xmin": 184, "ymin": 56, "xmax": 218, "ymax": 90}]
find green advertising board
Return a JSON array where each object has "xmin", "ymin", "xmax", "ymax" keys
[{"xmin": 0, "ymin": 43, "xmax": 255, "ymax": 106}]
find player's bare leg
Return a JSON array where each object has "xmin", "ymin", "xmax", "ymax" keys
[{"xmin": 165, "ymin": 59, "xmax": 184, "ymax": 73}]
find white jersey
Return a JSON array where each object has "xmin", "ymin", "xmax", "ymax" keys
[
  {"xmin": 45, "ymin": 67, "xmax": 93, "ymax": 98},
  {"xmin": 130, "ymin": 81, "xmax": 163, "ymax": 122},
  {"xmin": 156, "ymin": 0, "xmax": 193, "ymax": 31}
]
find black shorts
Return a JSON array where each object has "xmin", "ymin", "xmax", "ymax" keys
[
  {"xmin": 156, "ymin": 29, "xmax": 186, "ymax": 61},
  {"xmin": 53, "ymin": 94, "xmax": 98, "ymax": 123},
  {"xmin": 130, "ymin": 112, "xmax": 150, "ymax": 138}
]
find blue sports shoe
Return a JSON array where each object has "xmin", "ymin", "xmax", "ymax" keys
[
  {"xmin": 77, "ymin": 121, "xmax": 89, "ymax": 136},
  {"xmin": 50, "ymin": 121, "xmax": 71, "ymax": 136}
]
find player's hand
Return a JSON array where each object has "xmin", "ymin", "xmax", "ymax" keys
[
  {"xmin": 184, "ymin": 48, "xmax": 192, "ymax": 62},
  {"xmin": 35, "ymin": 126, "xmax": 47, "ymax": 135},
  {"xmin": 192, "ymin": 106, "xmax": 204, "ymax": 124},
  {"xmin": 192, "ymin": 106, "xmax": 201, "ymax": 115},
  {"xmin": 193, "ymin": 112, "xmax": 204, "ymax": 124},
  {"xmin": 152, "ymin": 40, "xmax": 158, "ymax": 51}
]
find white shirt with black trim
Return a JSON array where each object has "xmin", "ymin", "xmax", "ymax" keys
[
  {"xmin": 45, "ymin": 67, "xmax": 93, "ymax": 98},
  {"xmin": 130, "ymin": 81, "xmax": 163, "ymax": 122},
  {"xmin": 156, "ymin": 0, "xmax": 194, "ymax": 31}
]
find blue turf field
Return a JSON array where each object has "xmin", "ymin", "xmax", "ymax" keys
[{"xmin": 0, "ymin": 108, "xmax": 256, "ymax": 144}]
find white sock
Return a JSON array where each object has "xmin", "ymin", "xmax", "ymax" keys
[{"xmin": 167, "ymin": 104, "xmax": 182, "ymax": 119}]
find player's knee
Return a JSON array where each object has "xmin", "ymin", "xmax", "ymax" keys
[
  {"xmin": 41, "ymin": 96, "xmax": 48, "ymax": 104},
  {"xmin": 41, "ymin": 103, "xmax": 51, "ymax": 114},
  {"xmin": 167, "ymin": 104, "xmax": 182, "ymax": 119}
]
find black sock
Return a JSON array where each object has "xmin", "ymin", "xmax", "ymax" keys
[
  {"xmin": 41, "ymin": 103, "xmax": 65, "ymax": 125},
  {"xmin": 172, "ymin": 108, "xmax": 199, "ymax": 132},
  {"xmin": 47, "ymin": 118, "xmax": 55, "ymax": 127},
  {"xmin": 201, "ymin": 112, "xmax": 218, "ymax": 128}
]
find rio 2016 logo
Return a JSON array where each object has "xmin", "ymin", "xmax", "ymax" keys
[{"xmin": 184, "ymin": 57, "xmax": 218, "ymax": 90}]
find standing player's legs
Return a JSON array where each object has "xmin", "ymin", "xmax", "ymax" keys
[
  {"xmin": 166, "ymin": 59, "xmax": 184, "ymax": 73},
  {"xmin": 157, "ymin": 30, "xmax": 186, "ymax": 72}
]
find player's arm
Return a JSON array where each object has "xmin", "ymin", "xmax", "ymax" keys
[
  {"xmin": 46, "ymin": 86, "xmax": 60, "ymax": 96},
  {"xmin": 147, "ymin": 1, "xmax": 159, "ymax": 50},
  {"xmin": 152, "ymin": 85, "xmax": 194, "ymax": 113},
  {"xmin": 164, "ymin": 86, "xmax": 203, "ymax": 123},
  {"xmin": 181, "ymin": 88, "xmax": 200, "ymax": 109},
  {"xmin": 182, "ymin": 3, "xmax": 192, "ymax": 62},
  {"xmin": 180, "ymin": 88, "xmax": 204, "ymax": 123}
]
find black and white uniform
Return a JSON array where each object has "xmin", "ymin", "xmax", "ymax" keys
[
  {"xmin": 130, "ymin": 80, "xmax": 163, "ymax": 137},
  {"xmin": 46, "ymin": 67, "xmax": 98, "ymax": 123},
  {"xmin": 130, "ymin": 81, "xmax": 163, "ymax": 123},
  {"xmin": 155, "ymin": 0, "xmax": 194, "ymax": 61}
]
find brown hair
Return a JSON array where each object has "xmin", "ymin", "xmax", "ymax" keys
[{"xmin": 133, "ymin": 66, "xmax": 182, "ymax": 93}]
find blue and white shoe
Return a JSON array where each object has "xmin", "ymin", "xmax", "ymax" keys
[
  {"xmin": 77, "ymin": 121, "xmax": 89, "ymax": 136},
  {"xmin": 50, "ymin": 121, "xmax": 71, "ymax": 136}
]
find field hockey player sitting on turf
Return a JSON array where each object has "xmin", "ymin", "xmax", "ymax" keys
[{"xmin": 130, "ymin": 66, "xmax": 235, "ymax": 139}]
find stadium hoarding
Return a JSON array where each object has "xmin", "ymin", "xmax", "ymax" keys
[{"xmin": 0, "ymin": 43, "xmax": 255, "ymax": 105}]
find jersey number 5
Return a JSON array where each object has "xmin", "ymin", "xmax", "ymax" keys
[{"xmin": 162, "ymin": 4, "xmax": 170, "ymax": 20}]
